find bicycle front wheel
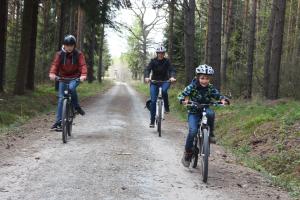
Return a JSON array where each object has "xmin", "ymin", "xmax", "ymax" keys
[
  {"xmin": 68, "ymin": 107, "xmax": 74, "ymax": 137},
  {"xmin": 157, "ymin": 100, "xmax": 162, "ymax": 137},
  {"xmin": 191, "ymin": 137, "xmax": 199, "ymax": 168},
  {"xmin": 201, "ymin": 129, "xmax": 210, "ymax": 183},
  {"xmin": 62, "ymin": 99, "xmax": 69, "ymax": 143}
]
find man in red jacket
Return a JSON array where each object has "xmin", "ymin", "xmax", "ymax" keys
[{"xmin": 49, "ymin": 35, "xmax": 87, "ymax": 131}]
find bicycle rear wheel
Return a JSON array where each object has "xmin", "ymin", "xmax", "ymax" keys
[
  {"xmin": 201, "ymin": 129, "xmax": 210, "ymax": 183},
  {"xmin": 157, "ymin": 100, "xmax": 162, "ymax": 137},
  {"xmin": 62, "ymin": 99, "xmax": 69, "ymax": 143}
]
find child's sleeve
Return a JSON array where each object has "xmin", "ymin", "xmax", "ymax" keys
[
  {"xmin": 211, "ymin": 86, "xmax": 225, "ymax": 100},
  {"xmin": 178, "ymin": 84, "xmax": 193, "ymax": 102}
]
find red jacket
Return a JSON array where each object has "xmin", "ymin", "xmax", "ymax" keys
[{"xmin": 49, "ymin": 50, "xmax": 87, "ymax": 78}]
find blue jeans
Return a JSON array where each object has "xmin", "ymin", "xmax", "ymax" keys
[
  {"xmin": 185, "ymin": 109, "xmax": 215, "ymax": 150},
  {"xmin": 150, "ymin": 82, "xmax": 170, "ymax": 122},
  {"xmin": 56, "ymin": 80, "xmax": 80, "ymax": 123}
]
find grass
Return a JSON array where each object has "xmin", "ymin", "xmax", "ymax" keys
[
  {"xmin": 133, "ymin": 81, "xmax": 300, "ymax": 199},
  {"xmin": 0, "ymin": 80, "xmax": 113, "ymax": 133}
]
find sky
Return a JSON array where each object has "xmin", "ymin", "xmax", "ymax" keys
[{"xmin": 106, "ymin": 2, "xmax": 167, "ymax": 58}]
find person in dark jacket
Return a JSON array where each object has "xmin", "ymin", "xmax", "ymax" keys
[
  {"xmin": 49, "ymin": 35, "xmax": 87, "ymax": 131},
  {"xmin": 144, "ymin": 45, "xmax": 176, "ymax": 128}
]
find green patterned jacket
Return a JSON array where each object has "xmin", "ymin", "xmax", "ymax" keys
[{"xmin": 178, "ymin": 78, "xmax": 225, "ymax": 113}]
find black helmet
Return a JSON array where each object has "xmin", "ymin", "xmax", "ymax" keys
[{"xmin": 63, "ymin": 35, "xmax": 76, "ymax": 46}]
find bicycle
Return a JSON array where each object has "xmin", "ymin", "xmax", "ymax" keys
[
  {"xmin": 186, "ymin": 101, "xmax": 224, "ymax": 183},
  {"xmin": 150, "ymin": 80, "xmax": 171, "ymax": 137},
  {"xmin": 56, "ymin": 77, "xmax": 80, "ymax": 143}
]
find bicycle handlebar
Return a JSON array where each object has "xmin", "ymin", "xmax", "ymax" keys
[
  {"xmin": 55, "ymin": 76, "xmax": 80, "ymax": 82},
  {"xmin": 184, "ymin": 101, "xmax": 225, "ymax": 108},
  {"xmin": 150, "ymin": 80, "xmax": 171, "ymax": 83}
]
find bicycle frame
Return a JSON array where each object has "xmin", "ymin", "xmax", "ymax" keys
[
  {"xmin": 63, "ymin": 83, "xmax": 75, "ymax": 119},
  {"xmin": 156, "ymin": 87, "xmax": 165, "ymax": 120},
  {"xmin": 198, "ymin": 107, "xmax": 210, "ymax": 156},
  {"xmin": 56, "ymin": 77, "xmax": 79, "ymax": 143}
]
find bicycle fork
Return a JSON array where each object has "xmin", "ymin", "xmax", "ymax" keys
[{"xmin": 156, "ymin": 87, "xmax": 165, "ymax": 119}]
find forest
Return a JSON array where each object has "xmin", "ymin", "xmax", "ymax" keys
[
  {"xmin": 0, "ymin": 0, "xmax": 300, "ymax": 198},
  {"xmin": 124, "ymin": 0, "xmax": 299, "ymax": 100},
  {"xmin": 0, "ymin": 0, "xmax": 297, "ymax": 100}
]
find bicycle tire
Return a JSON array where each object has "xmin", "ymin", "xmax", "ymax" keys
[
  {"xmin": 191, "ymin": 139, "xmax": 199, "ymax": 168},
  {"xmin": 201, "ymin": 128, "xmax": 210, "ymax": 183},
  {"xmin": 68, "ymin": 106, "xmax": 73, "ymax": 136},
  {"xmin": 157, "ymin": 100, "xmax": 162, "ymax": 137},
  {"xmin": 62, "ymin": 99, "xmax": 69, "ymax": 143}
]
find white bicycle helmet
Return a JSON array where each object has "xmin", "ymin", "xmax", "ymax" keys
[
  {"xmin": 195, "ymin": 64, "xmax": 214, "ymax": 75},
  {"xmin": 156, "ymin": 46, "xmax": 166, "ymax": 53}
]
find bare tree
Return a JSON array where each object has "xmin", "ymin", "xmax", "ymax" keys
[{"xmin": 121, "ymin": 0, "xmax": 165, "ymax": 77}]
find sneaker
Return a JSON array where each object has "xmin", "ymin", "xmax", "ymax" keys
[
  {"xmin": 181, "ymin": 150, "xmax": 192, "ymax": 168},
  {"xmin": 75, "ymin": 106, "xmax": 85, "ymax": 115},
  {"xmin": 210, "ymin": 136, "xmax": 216, "ymax": 144},
  {"xmin": 149, "ymin": 122, "xmax": 155, "ymax": 128},
  {"xmin": 50, "ymin": 122, "xmax": 62, "ymax": 131}
]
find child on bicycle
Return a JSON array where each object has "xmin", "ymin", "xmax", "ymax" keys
[
  {"xmin": 49, "ymin": 35, "xmax": 87, "ymax": 131},
  {"xmin": 144, "ymin": 45, "xmax": 176, "ymax": 128},
  {"xmin": 178, "ymin": 64, "xmax": 228, "ymax": 167}
]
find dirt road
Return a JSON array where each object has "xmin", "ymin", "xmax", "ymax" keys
[{"xmin": 0, "ymin": 82, "xmax": 290, "ymax": 200}]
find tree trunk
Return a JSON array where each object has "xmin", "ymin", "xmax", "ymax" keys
[
  {"xmin": 268, "ymin": 0, "xmax": 287, "ymax": 99},
  {"xmin": 292, "ymin": 0, "xmax": 300, "ymax": 60},
  {"xmin": 55, "ymin": 0, "xmax": 66, "ymax": 90},
  {"xmin": 168, "ymin": 0, "xmax": 175, "ymax": 63},
  {"xmin": 221, "ymin": 0, "xmax": 233, "ymax": 91},
  {"xmin": 207, "ymin": 0, "xmax": 222, "ymax": 90},
  {"xmin": 246, "ymin": 0, "xmax": 257, "ymax": 99},
  {"xmin": 42, "ymin": 0, "xmax": 51, "ymax": 81},
  {"xmin": 284, "ymin": 0, "xmax": 294, "ymax": 62},
  {"xmin": 57, "ymin": 0, "xmax": 66, "ymax": 51},
  {"xmin": 26, "ymin": 0, "xmax": 39, "ymax": 90},
  {"xmin": 98, "ymin": 24, "xmax": 105, "ymax": 83},
  {"xmin": 76, "ymin": 5, "xmax": 85, "ymax": 50},
  {"xmin": 14, "ymin": 0, "xmax": 36, "ymax": 95},
  {"xmin": 184, "ymin": 0, "xmax": 196, "ymax": 85},
  {"xmin": 264, "ymin": 1, "xmax": 276, "ymax": 98},
  {"xmin": 87, "ymin": 26, "xmax": 96, "ymax": 83},
  {"xmin": 0, "ymin": 0, "xmax": 8, "ymax": 92}
]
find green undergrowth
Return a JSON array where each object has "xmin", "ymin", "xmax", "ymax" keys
[
  {"xmin": 0, "ymin": 80, "xmax": 113, "ymax": 133},
  {"xmin": 133, "ymin": 81, "xmax": 300, "ymax": 198}
]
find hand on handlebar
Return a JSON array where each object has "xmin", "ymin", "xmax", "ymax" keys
[
  {"xmin": 80, "ymin": 76, "xmax": 86, "ymax": 82},
  {"xmin": 49, "ymin": 73, "xmax": 56, "ymax": 81},
  {"xmin": 182, "ymin": 98, "xmax": 189, "ymax": 105},
  {"xmin": 144, "ymin": 78, "xmax": 150, "ymax": 83},
  {"xmin": 169, "ymin": 77, "xmax": 176, "ymax": 83},
  {"xmin": 221, "ymin": 98, "xmax": 230, "ymax": 105}
]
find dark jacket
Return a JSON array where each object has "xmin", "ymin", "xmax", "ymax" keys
[
  {"xmin": 49, "ymin": 49, "xmax": 87, "ymax": 78},
  {"xmin": 144, "ymin": 58, "xmax": 176, "ymax": 81}
]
